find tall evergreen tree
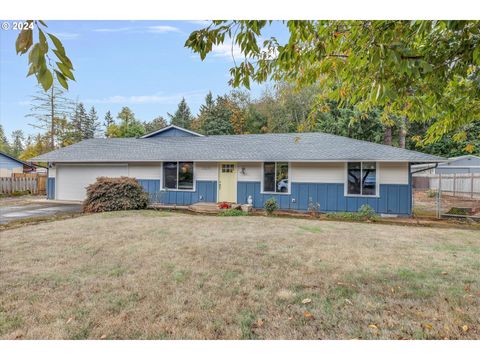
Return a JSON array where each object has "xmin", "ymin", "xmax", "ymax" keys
[
  {"xmin": 70, "ymin": 102, "xmax": 89, "ymax": 142},
  {"xmin": 10, "ymin": 130, "xmax": 25, "ymax": 158},
  {"xmin": 85, "ymin": 106, "xmax": 100, "ymax": 139},
  {"xmin": 168, "ymin": 98, "xmax": 193, "ymax": 129},
  {"xmin": 199, "ymin": 92, "xmax": 215, "ymax": 115},
  {"xmin": 201, "ymin": 96, "xmax": 235, "ymax": 135},
  {"xmin": 104, "ymin": 110, "xmax": 115, "ymax": 137}
]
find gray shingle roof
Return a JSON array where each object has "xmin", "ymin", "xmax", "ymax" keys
[{"xmin": 30, "ymin": 132, "xmax": 445, "ymax": 163}]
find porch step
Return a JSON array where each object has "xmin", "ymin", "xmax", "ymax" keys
[{"xmin": 188, "ymin": 202, "xmax": 222, "ymax": 214}]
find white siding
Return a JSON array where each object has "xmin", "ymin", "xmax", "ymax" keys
[
  {"xmin": 291, "ymin": 162, "xmax": 345, "ymax": 183},
  {"xmin": 48, "ymin": 166, "xmax": 56, "ymax": 178},
  {"xmin": 237, "ymin": 162, "xmax": 262, "ymax": 182},
  {"xmin": 195, "ymin": 162, "xmax": 218, "ymax": 181},
  {"xmin": 379, "ymin": 162, "xmax": 409, "ymax": 185},
  {"xmin": 128, "ymin": 163, "xmax": 161, "ymax": 179}
]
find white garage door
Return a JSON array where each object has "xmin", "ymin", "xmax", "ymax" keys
[{"xmin": 56, "ymin": 164, "xmax": 128, "ymax": 201}]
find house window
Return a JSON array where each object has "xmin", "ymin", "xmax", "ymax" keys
[
  {"xmin": 221, "ymin": 164, "xmax": 234, "ymax": 173},
  {"xmin": 347, "ymin": 162, "xmax": 377, "ymax": 196},
  {"xmin": 263, "ymin": 162, "xmax": 289, "ymax": 193},
  {"xmin": 163, "ymin": 162, "xmax": 194, "ymax": 190}
]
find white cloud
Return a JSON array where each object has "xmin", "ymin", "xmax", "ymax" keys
[
  {"xmin": 92, "ymin": 27, "xmax": 133, "ymax": 33},
  {"xmin": 84, "ymin": 90, "xmax": 206, "ymax": 105},
  {"xmin": 55, "ymin": 32, "xmax": 80, "ymax": 40},
  {"xmin": 147, "ymin": 25, "xmax": 181, "ymax": 34},
  {"xmin": 208, "ymin": 37, "xmax": 277, "ymax": 62},
  {"xmin": 92, "ymin": 25, "xmax": 181, "ymax": 34},
  {"xmin": 188, "ymin": 20, "xmax": 211, "ymax": 26},
  {"xmin": 210, "ymin": 41, "xmax": 244, "ymax": 60}
]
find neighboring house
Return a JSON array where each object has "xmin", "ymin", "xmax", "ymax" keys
[
  {"xmin": 434, "ymin": 155, "xmax": 480, "ymax": 174},
  {"xmin": 31, "ymin": 124, "xmax": 444, "ymax": 215},
  {"xmin": 0, "ymin": 151, "xmax": 38, "ymax": 177}
]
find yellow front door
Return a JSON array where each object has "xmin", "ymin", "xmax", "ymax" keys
[{"xmin": 218, "ymin": 163, "xmax": 237, "ymax": 203}]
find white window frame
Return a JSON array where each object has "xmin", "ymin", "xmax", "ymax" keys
[
  {"xmin": 261, "ymin": 161, "xmax": 291, "ymax": 195},
  {"xmin": 161, "ymin": 161, "xmax": 196, "ymax": 192},
  {"xmin": 344, "ymin": 161, "xmax": 379, "ymax": 198}
]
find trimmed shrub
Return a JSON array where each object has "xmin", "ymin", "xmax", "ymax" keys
[
  {"xmin": 264, "ymin": 197, "xmax": 278, "ymax": 215},
  {"xmin": 357, "ymin": 204, "xmax": 376, "ymax": 220},
  {"xmin": 83, "ymin": 177, "xmax": 149, "ymax": 213},
  {"xmin": 326, "ymin": 204, "xmax": 378, "ymax": 221},
  {"xmin": 219, "ymin": 209, "xmax": 246, "ymax": 216}
]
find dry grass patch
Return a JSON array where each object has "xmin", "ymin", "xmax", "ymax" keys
[{"xmin": 0, "ymin": 210, "xmax": 479, "ymax": 339}]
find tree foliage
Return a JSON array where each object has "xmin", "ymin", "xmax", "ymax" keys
[
  {"xmin": 115, "ymin": 107, "xmax": 145, "ymax": 138},
  {"xmin": 0, "ymin": 125, "xmax": 11, "ymax": 154},
  {"xmin": 144, "ymin": 116, "xmax": 168, "ymax": 134},
  {"xmin": 86, "ymin": 106, "xmax": 100, "ymax": 139},
  {"xmin": 18, "ymin": 133, "xmax": 51, "ymax": 161},
  {"xmin": 168, "ymin": 98, "xmax": 193, "ymax": 129},
  {"xmin": 10, "ymin": 130, "xmax": 25, "ymax": 158},
  {"xmin": 197, "ymin": 95, "xmax": 235, "ymax": 135},
  {"xmin": 103, "ymin": 111, "xmax": 115, "ymax": 137},
  {"xmin": 26, "ymin": 82, "xmax": 74, "ymax": 149},
  {"xmin": 185, "ymin": 20, "xmax": 480, "ymax": 144},
  {"xmin": 16, "ymin": 20, "xmax": 75, "ymax": 91}
]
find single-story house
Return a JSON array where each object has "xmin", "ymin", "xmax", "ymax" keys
[
  {"xmin": 31, "ymin": 125, "xmax": 444, "ymax": 215},
  {"xmin": 0, "ymin": 151, "xmax": 39, "ymax": 177}
]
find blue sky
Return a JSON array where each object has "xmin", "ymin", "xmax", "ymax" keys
[{"xmin": 0, "ymin": 20, "xmax": 287, "ymax": 138}]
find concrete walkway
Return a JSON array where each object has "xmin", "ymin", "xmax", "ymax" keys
[{"xmin": 0, "ymin": 202, "xmax": 82, "ymax": 225}]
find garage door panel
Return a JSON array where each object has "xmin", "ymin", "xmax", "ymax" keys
[{"xmin": 57, "ymin": 165, "xmax": 128, "ymax": 201}]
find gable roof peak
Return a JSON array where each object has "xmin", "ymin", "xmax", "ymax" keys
[{"xmin": 140, "ymin": 124, "xmax": 204, "ymax": 138}]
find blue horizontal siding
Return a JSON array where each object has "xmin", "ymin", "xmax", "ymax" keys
[
  {"xmin": 47, "ymin": 178, "xmax": 55, "ymax": 199},
  {"xmin": 237, "ymin": 182, "xmax": 412, "ymax": 215}
]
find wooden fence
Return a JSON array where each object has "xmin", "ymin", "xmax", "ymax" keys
[
  {"xmin": 413, "ymin": 173, "xmax": 480, "ymax": 199},
  {"xmin": 0, "ymin": 173, "xmax": 47, "ymax": 195}
]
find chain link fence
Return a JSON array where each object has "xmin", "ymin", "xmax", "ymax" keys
[{"xmin": 413, "ymin": 174, "xmax": 480, "ymax": 219}]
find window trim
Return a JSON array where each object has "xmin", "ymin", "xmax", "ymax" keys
[
  {"xmin": 261, "ymin": 161, "xmax": 291, "ymax": 195},
  {"xmin": 344, "ymin": 161, "xmax": 379, "ymax": 198},
  {"xmin": 161, "ymin": 161, "xmax": 196, "ymax": 192}
]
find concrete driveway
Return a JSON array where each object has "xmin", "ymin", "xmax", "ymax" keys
[{"xmin": 0, "ymin": 202, "xmax": 82, "ymax": 225}]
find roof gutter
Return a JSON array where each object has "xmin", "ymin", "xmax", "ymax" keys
[{"xmin": 410, "ymin": 163, "xmax": 438, "ymax": 174}]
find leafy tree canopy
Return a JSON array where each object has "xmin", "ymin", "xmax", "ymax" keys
[
  {"xmin": 144, "ymin": 116, "xmax": 168, "ymax": 134},
  {"xmin": 116, "ymin": 107, "xmax": 145, "ymax": 138},
  {"xmin": 185, "ymin": 20, "xmax": 480, "ymax": 144}
]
